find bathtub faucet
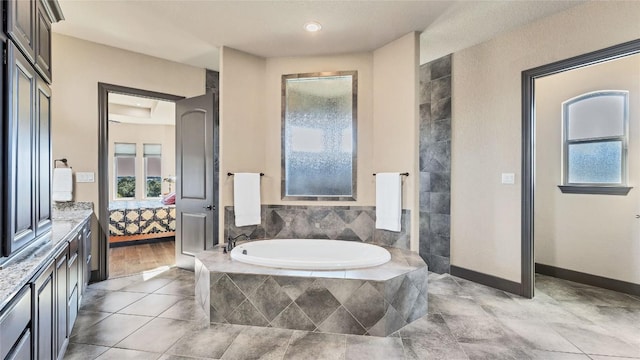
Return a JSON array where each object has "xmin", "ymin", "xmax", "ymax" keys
[{"xmin": 226, "ymin": 233, "xmax": 250, "ymax": 252}]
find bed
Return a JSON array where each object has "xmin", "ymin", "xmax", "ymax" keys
[{"xmin": 108, "ymin": 200, "xmax": 176, "ymax": 243}]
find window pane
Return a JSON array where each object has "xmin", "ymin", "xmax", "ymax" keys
[
  {"xmin": 115, "ymin": 156, "xmax": 135, "ymax": 177},
  {"xmin": 143, "ymin": 144, "xmax": 162, "ymax": 156},
  {"xmin": 568, "ymin": 141, "xmax": 622, "ymax": 184},
  {"xmin": 115, "ymin": 142, "xmax": 136, "ymax": 156},
  {"xmin": 566, "ymin": 92, "xmax": 626, "ymax": 140},
  {"xmin": 116, "ymin": 177, "xmax": 135, "ymax": 198},
  {"xmin": 146, "ymin": 157, "xmax": 162, "ymax": 177},
  {"xmin": 284, "ymin": 74, "xmax": 355, "ymax": 197},
  {"xmin": 146, "ymin": 177, "xmax": 162, "ymax": 197}
]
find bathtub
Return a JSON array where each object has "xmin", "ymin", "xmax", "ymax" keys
[{"xmin": 229, "ymin": 239, "xmax": 391, "ymax": 270}]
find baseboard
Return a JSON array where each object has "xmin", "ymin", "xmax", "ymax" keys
[
  {"xmin": 109, "ymin": 236, "xmax": 175, "ymax": 248},
  {"xmin": 535, "ymin": 263, "xmax": 640, "ymax": 297},
  {"xmin": 450, "ymin": 265, "xmax": 522, "ymax": 296}
]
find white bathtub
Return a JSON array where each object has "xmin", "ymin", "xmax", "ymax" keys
[{"xmin": 229, "ymin": 239, "xmax": 391, "ymax": 270}]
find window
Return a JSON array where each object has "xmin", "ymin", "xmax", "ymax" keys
[
  {"xmin": 282, "ymin": 71, "xmax": 357, "ymax": 200},
  {"xmin": 144, "ymin": 144, "xmax": 162, "ymax": 198},
  {"xmin": 114, "ymin": 143, "xmax": 136, "ymax": 198},
  {"xmin": 560, "ymin": 90, "xmax": 631, "ymax": 195}
]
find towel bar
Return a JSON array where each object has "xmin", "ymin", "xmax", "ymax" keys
[
  {"xmin": 54, "ymin": 158, "xmax": 69, "ymax": 168},
  {"xmin": 228, "ymin": 172, "xmax": 265, "ymax": 176},
  {"xmin": 373, "ymin": 172, "xmax": 409, "ymax": 176}
]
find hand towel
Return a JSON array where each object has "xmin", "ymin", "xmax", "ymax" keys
[
  {"xmin": 375, "ymin": 172, "xmax": 402, "ymax": 232},
  {"xmin": 234, "ymin": 173, "xmax": 261, "ymax": 227},
  {"xmin": 52, "ymin": 168, "xmax": 73, "ymax": 202}
]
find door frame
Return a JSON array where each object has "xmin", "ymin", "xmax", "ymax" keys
[
  {"xmin": 520, "ymin": 39, "xmax": 640, "ymax": 298},
  {"xmin": 97, "ymin": 83, "xmax": 184, "ymax": 281}
]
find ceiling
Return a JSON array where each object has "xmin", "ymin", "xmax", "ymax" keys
[
  {"xmin": 53, "ymin": 1, "xmax": 585, "ymax": 71},
  {"xmin": 109, "ymin": 93, "xmax": 175, "ymax": 126}
]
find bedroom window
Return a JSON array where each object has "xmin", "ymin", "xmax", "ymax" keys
[
  {"xmin": 114, "ymin": 143, "xmax": 136, "ymax": 198},
  {"xmin": 144, "ymin": 144, "xmax": 162, "ymax": 198},
  {"xmin": 559, "ymin": 90, "xmax": 631, "ymax": 195}
]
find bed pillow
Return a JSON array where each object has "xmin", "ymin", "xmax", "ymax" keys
[{"xmin": 162, "ymin": 192, "xmax": 176, "ymax": 205}]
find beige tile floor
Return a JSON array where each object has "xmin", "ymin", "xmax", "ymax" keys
[{"xmin": 64, "ymin": 268, "xmax": 640, "ymax": 360}]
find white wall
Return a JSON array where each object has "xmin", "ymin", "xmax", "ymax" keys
[
  {"xmin": 373, "ymin": 32, "xmax": 420, "ymax": 250},
  {"xmin": 535, "ymin": 54, "xmax": 640, "ymax": 284},
  {"xmin": 451, "ymin": 1, "xmax": 640, "ymax": 282},
  {"xmin": 108, "ymin": 123, "xmax": 176, "ymax": 199},
  {"xmin": 52, "ymin": 34, "xmax": 205, "ymax": 268}
]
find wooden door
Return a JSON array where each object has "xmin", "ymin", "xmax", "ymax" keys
[{"xmin": 175, "ymin": 93, "xmax": 218, "ymax": 269}]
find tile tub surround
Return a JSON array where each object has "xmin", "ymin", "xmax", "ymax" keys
[
  {"xmin": 224, "ymin": 205, "xmax": 411, "ymax": 249},
  {"xmin": 419, "ymin": 54, "xmax": 452, "ymax": 274},
  {"xmin": 0, "ymin": 202, "xmax": 93, "ymax": 310},
  {"xmin": 194, "ymin": 246, "xmax": 428, "ymax": 336}
]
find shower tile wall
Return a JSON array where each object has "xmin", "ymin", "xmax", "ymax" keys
[
  {"xmin": 225, "ymin": 206, "xmax": 410, "ymax": 249},
  {"xmin": 419, "ymin": 54, "xmax": 452, "ymax": 274}
]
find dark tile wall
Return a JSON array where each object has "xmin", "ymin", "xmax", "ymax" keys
[
  {"xmin": 206, "ymin": 69, "xmax": 219, "ymax": 93},
  {"xmin": 224, "ymin": 205, "xmax": 411, "ymax": 249},
  {"xmin": 419, "ymin": 54, "xmax": 452, "ymax": 274}
]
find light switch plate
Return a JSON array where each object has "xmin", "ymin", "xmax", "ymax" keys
[
  {"xmin": 501, "ymin": 173, "xmax": 515, "ymax": 185},
  {"xmin": 76, "ymin": 172, "xmax": 95, "ymax": 183}
]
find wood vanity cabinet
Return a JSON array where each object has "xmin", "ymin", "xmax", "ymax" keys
[
  {"xmin": 6, "ymin": 0, "xmax": 36, "ymax": 63},
  {"xmin": 54, "ymin": 247, "xmax": 68, "ymax": 359},
  {"xmin": 7, "ymin": 0, "xmax": 55, "ymax": 83},
  {"xmin": 0, "ymin": 285, "xmax": 32, "ymax": 360},
  {"xmin": 33, "ymin": 261, "xmax": 55, "ymax": 359},
  {"xmin": 1, "ymin": 0, "xmax": 62, "ymax": 261}
]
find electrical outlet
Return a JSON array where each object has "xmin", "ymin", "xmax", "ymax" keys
[
  {"xmin": 76, "ymin": 172, "xmax": 95, "ymax": 183},
  {"xmin": 501, "ymin": 173, "xmax": 515, "ymax": 185}
]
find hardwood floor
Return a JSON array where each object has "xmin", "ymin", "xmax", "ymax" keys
[{"xmin": 109, "ymin": 240, "xmax": 175, "ymax": 278}]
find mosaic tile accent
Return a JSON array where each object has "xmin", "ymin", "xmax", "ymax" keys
[
  {"xmin": 225, "ymin": 205, "xmax": 410, "ymax": 249},
  {"xmin": 195, "ymin": 247, "xmax": 428, "ymax": 336},
  {"xmin": 419, "ymin": 54, "xmax": 451, "ymax": 274}
]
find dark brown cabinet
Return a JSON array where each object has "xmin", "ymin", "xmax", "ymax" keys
[
  {"xmin": 5, "ymin": 42, "xmax": 37, "ymax": 256},
  {"xmin": 35, "ymin": 0, "xmax": 53, "ymax": 83},
  {"xmin": 55, "ymin": 248, "xmax": 68, "ymax": 359},
  {"xmin": 6, "ymin": 0, "xmax": 36, "ymax": 63},
  {"xmin": 34, "ymin": 261, "xmax": 55, "ymax": 360},
  {"xmin": 0, "ymin": 285, "xmax": 32, "ymax": 360},
  {"xmin": 36, "ymin": 77, "xmax": 52, "ymax": 235}
]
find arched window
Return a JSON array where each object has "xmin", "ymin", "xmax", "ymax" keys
[{"xmin": 561, "ymin": 90, "xmax": 630, "ymax": 194}]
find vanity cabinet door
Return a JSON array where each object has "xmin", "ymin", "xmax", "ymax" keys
[
  {"xmin": 55, "ymin": 247, "xmax": 68, "ymax": 359},
  {"xmin": 5, "ymin": 42, "xmax": 37, "ymax": 256},
  {"xmin": 35, "ymin": 76, "xmax": 52, "ymax": 236},
  {"xmin": 7, "ymin": 0, "xmax": 36, "ymax": 62},
  {"xmin": 35, "ymin": 0, "xmax": 53, "ymax": 83},
  {"xmin": 0, "ymin": 285, "xmax": 31, "ymax": 360},
  {"xmin": 34, "ymin": 261, "xmax": 55, "ymax": 360}
]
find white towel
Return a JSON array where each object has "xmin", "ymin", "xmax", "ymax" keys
[
  {"xmin": 234, "ymin": 173, "xmax": 261, "ymax": 227},
  {"xmin": 375, "ymin": 172, "xmax": 402, "ymax": 232},
  {"xmin": 52, "ymin": 168, "xmax": 73, "ymax": 202}
]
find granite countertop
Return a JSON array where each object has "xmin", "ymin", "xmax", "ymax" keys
[{"xmin": 0, "ymin": 202, "xmax": 93, "ymax": 310}]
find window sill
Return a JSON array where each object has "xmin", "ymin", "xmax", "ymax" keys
[{"xmin": 557, "ymin": 185, "xmax": 632, "ymax": 195}]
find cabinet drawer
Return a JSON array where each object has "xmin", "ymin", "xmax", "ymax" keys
[
  {"xmin": 68, "ymin": 232, "xmax": 79, "ymax": 255},
  {"xmin": 68, "ymin": 285, "xmax": 78, "ymax": 333},
  {"xmin": 7, "ymin": 329, "xmax": 31, "ymax": 360},
  {"xmin": 0, "ymin": 286, "xmax": 31, "ymax": 360},
  {"xmin": 6, "ymin": 329, "xmax": 31, "ymax": 360},
  {"xmin": 68, "ymin": 250, "xmax": 79, "ymax": 291}
]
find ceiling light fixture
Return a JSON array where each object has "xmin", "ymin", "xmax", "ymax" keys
[{"xmin": 304, "ymin": 21, "xmax": 322, "ymax": 33}]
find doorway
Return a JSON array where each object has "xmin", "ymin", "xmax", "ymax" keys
[
  {"xmin": 97, "ymin": 84, "xmax": 220, "ymax": 281},
  {"xmin": 521, "ymin": 39, "xmax": 640, "ymax": 298},
  {"xmin": 107, "ymin": 92, "xmax": 178, "ymax": 277},
  {"xmin": 99, "ymin": 85, "xmax": 183, "ymax": 279}
]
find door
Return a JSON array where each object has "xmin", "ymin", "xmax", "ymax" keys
[{"xmin": 175, "ymin": 93, "xmax": 218, "ymax": 269}]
